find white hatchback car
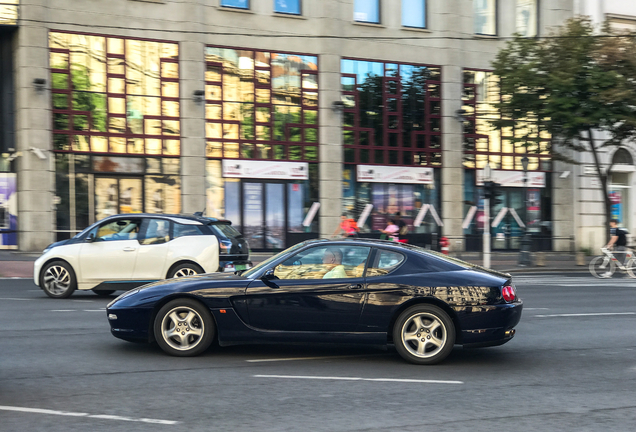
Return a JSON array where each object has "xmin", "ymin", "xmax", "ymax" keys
[{"xmin": 35, "ymin": 214, "xmax": 226, "ymax": 298}]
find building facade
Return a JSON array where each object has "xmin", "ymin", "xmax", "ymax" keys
[{"xmin": 1, "ymin": 0, "xmax": 577, "ymax": 252}]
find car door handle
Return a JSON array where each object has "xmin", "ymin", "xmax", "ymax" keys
[
  {"xmin": 347, "ymin": 284, "xmax": 363, "ymax": 290},
  {"xmin": 123, "ymin": 247, "xmax": 136, "ymax": 252}
]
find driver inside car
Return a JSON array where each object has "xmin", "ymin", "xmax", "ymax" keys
[{"xmin": 322, "ymin": 247, "xmax": 347, "ymax": 279}]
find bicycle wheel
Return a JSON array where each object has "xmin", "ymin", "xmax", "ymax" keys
[
  {"xmin": 589, "ymin": 256, "xmax": 615, "ymax": 278},
  {"xmin": 625, "ymin": 259, "xmax": 636, "ymax": 278}
]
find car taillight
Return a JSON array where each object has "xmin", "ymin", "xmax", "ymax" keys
[
  {"xmin": 219, "ymin": 239, "xmax": 232, "ymax": 254},
  {"xmin": 501, "ymin": 285, "xmax": 516, "ymax": 302}
]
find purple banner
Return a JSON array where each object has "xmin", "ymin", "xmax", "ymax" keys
[{"xmin": 0, "ymin": 173, "xmax": 17, "ymax": 248}]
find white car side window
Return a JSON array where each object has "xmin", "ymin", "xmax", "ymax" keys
[{"xmin": 94, "ymin": 220, "xmax": 140, "ymax": 242}]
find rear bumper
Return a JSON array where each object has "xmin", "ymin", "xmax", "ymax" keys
[
  {"xmin": 458, "ymin": 300, "xmax": 523, "ymax": 346},
  {"xmin": 218, "ymin": 258, "xmax": 253, "ymax": 273}
]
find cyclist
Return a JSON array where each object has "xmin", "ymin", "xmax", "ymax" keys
[{"xmin": 602, "ymin": 219, "xmax": 629, "ymax": 277}]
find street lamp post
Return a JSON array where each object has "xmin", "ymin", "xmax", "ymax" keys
[{"xmin": 519, "ymin": 156, "xmax": 532, "ymax": 266}]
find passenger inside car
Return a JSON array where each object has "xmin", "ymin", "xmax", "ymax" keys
[{"xmin": 322, "ymin": 247, "xmax": 346, "ymax": 279}]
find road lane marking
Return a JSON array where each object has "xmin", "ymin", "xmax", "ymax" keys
[
  {"xmin": 246, "ymin": 354, "xmax": 386, "ymax": 363},
  {"xmin": 534, "ymin": 312, "xmax": 636, "ymax": 318},
  {"xmin": 83, "ymin": 309, "xmax": 106, "ymax": 312},
  {"xmin": 50, "ymin": 310, "xmax": 77, "ymax": 312},
  {"xmin": 253, "ymin": 375, "xmax": 463, "ymax": 384},
  {"xmin": 524, "ymin": 308, "xmax": 550, "ymax": 310},
  {"xmin": 0, "ymin": 297, "xmax": 32, "ymax": 301},
  {"xmin": 50, "ymin": 309, "xmax": 105, "ymax": 312},
  {"xmin": 0, "ymin": 405, "xmax": 178, "ymax": 425}
]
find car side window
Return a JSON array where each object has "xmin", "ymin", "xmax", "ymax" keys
[
  {"xmin": 140, "ymin": 219, "xmax": 171, "ymax": 245},
  {"xmin": 274, "ymin": 245, "xmax": 370, "ymax": 280},
  {"xmin": 173, "ymin": 223, "xmax": 205, "ymax": 238},
  {"xmin": 367, "ymin": 249, "xmax": 405, "ymax": 277},
  {"xmin": 92, "ymin": 219, "xmax": 141, "ymax": 242}
]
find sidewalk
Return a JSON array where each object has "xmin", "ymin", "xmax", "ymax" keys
[{"xmin": 0, "ymin": 250, "xmax": 589, "ymax": 279}]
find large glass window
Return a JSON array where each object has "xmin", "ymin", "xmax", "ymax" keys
[
  {"xmin": 221, "ymin": 0, "xmax": 249, "ymax": 9},
  {"xmin": 274, "ymin": 245, "xmax": 371, "ymax": 280},
  {"xmin": 474, "ymin": 0, "xmax": 496, "ymax": 35},
  {"xmin": 354, "ymin": 0, "xmax": 380, "ymax": 24},
  {"xmin": 274, "ymin": 0, "xmax": 300, "ymax": 15},
  {"xmin": 205, "ymin": 47, "xmax": 318, "ymax": 162},
  {"xmin": 0, "ymin": 1, "xmax": 18, "ymax": 26},
  {"xmin": 49, "ymin": 32, "xmax": 180, "ymax": 156},
  {"xmin": 402, "ymin": 0, "xmax": 426, "ymax": 29},
  {"xmin": 341, "ymin": 59, "xmax": 442, "ymax": 167},
  {"xmin": 462, "ymin": 69, "xmax": 551, "ymax": 171},
  {"xmin": 516, "ymin": 0, "xmax": 537, "ymax": 37}
]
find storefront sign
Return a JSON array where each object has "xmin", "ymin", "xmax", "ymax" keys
[
  {"xmin": 476, "ymin": 169, "xmax": 546, "ymax": 188},
  {"xmin": 357, "ymin": 165, "xmax": 434, "ymax": 184},
  {"xmin": 222, "ymin": 160, "xmax": 309, "ymax": 180}
]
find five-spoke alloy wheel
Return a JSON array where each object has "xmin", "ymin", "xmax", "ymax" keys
[
  {"xmin": 168, "ymin": 263, "xmax": 204, "ymax": 279},
  {"xmin": 40, "ymin": 261, "xmax": 77, "ymax": 299},
  {"xmin": 393, "ymin": 304, "xmax": 455, "ymax": 365},
  {"xmin": 154, "ymin": 298, "xmax": 215, "ymax": 356}
]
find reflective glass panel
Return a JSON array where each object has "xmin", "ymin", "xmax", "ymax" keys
[
  {"xmin": 474, "ymin": 0, "xmax": 496, "ymax": 35},
  {"xmin": 403, "ymin": 0, "xmax": 426, "ymax": 28},
  {"xmin": 274, "ymin": 0, "xmax": 300, "ymax": 15},
  {"xmin": 354, "ymin": 0, "xmax": 380, "ymax": 23},
  {"xmin": 221, "ymin": 0, "xmax": 249, "ymax": 9}
]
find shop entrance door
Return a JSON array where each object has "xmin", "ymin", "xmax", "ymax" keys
[
  {"xmin": 95, "ymin": 177, "xmax": 143, "ymax": 221},
  {"xmin": 491, "ymin": 190, "xmax": 524, "ymax": 251},
  {"xmin": 242, "ymin": 182, "xmax": 286, "ymax": 250}
]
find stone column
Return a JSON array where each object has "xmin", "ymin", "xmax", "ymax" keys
[
  {"xmin": 318, "ymin": 1, "xmax": 344, "ymax": 238},
  {"xmin": 178, "ymin": 40, "xmax": 206, "ymax": 214},
  {"xmin": 440, "ymin": 0, "xmax": 466, "ymax": 252},
  {"xmin": 15, "ymin": 0, "xmax": 55, "ymax": 251}
]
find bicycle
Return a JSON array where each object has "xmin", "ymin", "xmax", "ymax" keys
[{"xmin": 589, "ymin": 247, "xmax": 636, "ymax": 278}]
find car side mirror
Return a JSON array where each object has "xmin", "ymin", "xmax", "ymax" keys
[
  {"xmin": 86, "ymin": 233, "xmax": 95, "ymax": 243},
  {"xmin": 261, "ymin": 268, "xmax": 278, "ymax": 281}
]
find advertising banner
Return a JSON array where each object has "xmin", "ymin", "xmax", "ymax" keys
[
  {"xmin": 476, "ymin": 169, "xmax": 546, "ymax": 188},
  {"xmin": 357, "ymin": 165, "xmax": 434, "ymax": 184},
  {"xmin": 0, "ymin": 173, "xmax": 17, "ymax": 249},
  {"xmin": 527, "ymin": 189, "xmax": 542, "ymax": 233},
  {"xmin": 222, "ymin": 160, "xmax": 309, "ymax": 180}
]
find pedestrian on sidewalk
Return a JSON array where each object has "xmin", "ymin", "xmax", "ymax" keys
[{"xmin": 333, "ymin": 214, "xmax": 359, "ymax": 238}]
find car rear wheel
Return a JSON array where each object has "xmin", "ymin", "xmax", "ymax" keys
[
  {"xmin": 40, "ymin": 261, "xmax": 77, "ymax": 299},
  {"xmin": 153, "ymin": 299, "xmax": 215, "ymax": 357},
  {"xmin": 168, "ymin": 263, "xmax": 204, "ymax": 279},
  {"xmin": 93, "ymin": 289, "xmax": 116, "ymax": 297},
  {"xmin": 393, "ymin": 304, "xmax": 455, "ymax": 365}
]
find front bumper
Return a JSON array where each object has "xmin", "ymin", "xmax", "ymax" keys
[{"xmin": 107, "ymin": 305, "xmax": 154, "ymax": 342}]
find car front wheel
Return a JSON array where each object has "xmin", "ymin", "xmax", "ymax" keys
[
  {"xmin": 40, "ymin": 261, "xmax": 77, "ymax": 299},
  {"xmin": 393, "ymin": 304, "xmax": 455, "ymax": 365},
  {"xmin": 153, "ymin": 299, "xmax": 215, "ymax": 357}
]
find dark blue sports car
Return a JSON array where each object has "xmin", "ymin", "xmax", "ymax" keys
[{"xmin": 106, "ymin": 239, "xmax": 522, "ymax": 364}]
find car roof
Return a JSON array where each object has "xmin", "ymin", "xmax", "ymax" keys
[
  {"xmin": 100, "ymin": 214, "xmax": 232, "ymax": 225},
  {"xmin": 301, "ymin": 238, "xmax": 414, "ymax": 250}
]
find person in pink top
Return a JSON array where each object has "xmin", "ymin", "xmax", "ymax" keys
[{"xmin": 380, "ymin": 219, "xmax": 400, "ymax": 241}]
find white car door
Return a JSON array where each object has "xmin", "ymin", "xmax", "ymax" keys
[
  {"xmin": 133, "ymin": 218, "xmax": 171, "ymax": 280},
  {"xmin": 78, "ymin": 218, "xmax": 141, "ymax": 285}
]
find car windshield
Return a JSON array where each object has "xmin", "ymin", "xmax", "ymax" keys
[
  {"xmin": 210, "ymin": 223, "xmax": 243, "ymax": 238},
  {"xmin": 241, "ymin": 242, "xmax": 309, "ymax": 278}
]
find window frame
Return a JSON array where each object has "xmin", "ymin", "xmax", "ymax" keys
[
  {"xmin": 515, "ymin": 0, "xmax": 538, "ymax": 38},
  {"xmin": 220, "ymin": 0, "xmax": 250, "ymax": 10},
  {"xmin": 273, "ymin": 0, "xmax": 301, "ymax": 16},
  {"xmin": 366, "ymin": 248, "xmax": 406, "ymax": 278},
  {"xmin": 401, "ymin": 0, "xmax": 427, "ymax": 30},
  {"xmin": 341, "ymin": 57, "xmax": 443, "ymax": 167},
  {"xmin": 353, "ymin": 0, "xmax": 381, "ymax": 25},
  {"xmin": 473, "ymin": 0, "xmax": 497, "ymax": 36}
]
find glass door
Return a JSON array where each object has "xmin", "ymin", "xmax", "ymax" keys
[
  {"xmin": 243, "ymin": 182, "xmax": 264, "ymax": 249},
  {"xmin": 266, "ymin": 183, "xmax": 285, "ymax": 249},
  {"xmin": 94, "ymin": 177, "xmax": 143, "ymax": 221}
]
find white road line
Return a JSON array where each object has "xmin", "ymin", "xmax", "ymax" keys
[
  {"xmin": 524, "ymin": 308, "xmax": 550, "ymax": 310},
  {"xmin": 50, "ymin": 310, "xmax": 76, "ymax": 312},
  {"xmin": 253, "ymin": 375, "xmax": 463, "ymax": 384},
  {"xmin": 535, "ymin": 312, "xmax": 636, "ymax": 318},
  {"xmin": 0, "ymin": 405, "xmax": 178, "ymax": 425},
  {"xmin": 83, "ymin": 309, "xmax": 106, "ymax": 312},
  {"xmin": 0, "ymin": 297, "xmax": 32, "ymax": 301}
]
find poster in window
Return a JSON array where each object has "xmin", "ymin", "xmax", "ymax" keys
[
  {"xmin": 527, "ymin": 189, "xmax": 541, "ymax": 233},
  {"xmin": 0, "ymin": 173, "xmax": 17, "ymax": 248}
]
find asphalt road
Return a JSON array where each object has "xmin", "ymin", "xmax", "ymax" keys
[{"xmin": 1, "ymin": 275, "xmax": 635, "ymax": 432}]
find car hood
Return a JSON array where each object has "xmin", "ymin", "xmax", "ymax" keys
[
  {"xmin": 45, "ymin": 239, "xmax": 71, "ymax": 251},
  {"xmin": 135, "ymin": 272, "xmax": 250, "ymax": 294}
]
